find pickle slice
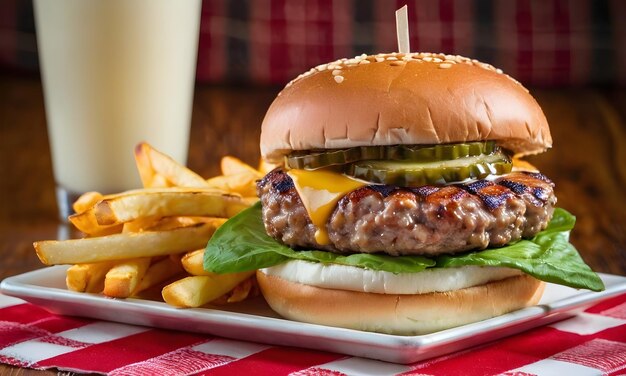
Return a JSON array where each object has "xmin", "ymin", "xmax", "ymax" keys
[
  {"xmin": 346, "ymin": 152, "xmax": 512, "ymax": 186},
  {"xmin": 286, "ymin": 142, "xmax": 497, "ymax": 170}
]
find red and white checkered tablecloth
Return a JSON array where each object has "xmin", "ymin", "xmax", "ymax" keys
[{"xmin": 1, "ymin": 292, "xmax": 626, "ymax": 375}]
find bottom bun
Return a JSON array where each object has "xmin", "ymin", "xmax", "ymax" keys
[{"xmin": 256, "ymin": 270, "xmax": 545, "ymax": 335}]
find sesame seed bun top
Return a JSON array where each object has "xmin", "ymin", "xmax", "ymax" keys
[{"xmin": 260, "ymin": 52, "xmax": 552, "ymax": 163}]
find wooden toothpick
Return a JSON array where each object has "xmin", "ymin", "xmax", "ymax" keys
[{"xmin": 395, "ymin": 5, "xmax": 410, "ymax": 54}]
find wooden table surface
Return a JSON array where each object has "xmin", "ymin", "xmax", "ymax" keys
[{"xmin": 1, "ymin": 74, "xmax": 625, "ymax": 375}]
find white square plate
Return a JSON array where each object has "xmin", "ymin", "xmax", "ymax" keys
[{"xmin": 1, "ymin": 266, "xmax": 625, "ymax": 364}]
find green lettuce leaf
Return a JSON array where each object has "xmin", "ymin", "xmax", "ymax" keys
[
  {"xmin": 204, "ymin": 202, "xmax": 435, "ymax": 273},
  {"xmin": 205, "ymin": 202, "xmax": 604, "ymax": 291}
]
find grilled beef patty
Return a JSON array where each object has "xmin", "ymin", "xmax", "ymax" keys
[{"xmin": 257, "ymin": 169, "xmax": 556, "ymax": 256}]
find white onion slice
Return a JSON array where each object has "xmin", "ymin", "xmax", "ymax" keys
[{"xmin": 260, "ymin": 261, "xmax": 522, "ymax": 294}]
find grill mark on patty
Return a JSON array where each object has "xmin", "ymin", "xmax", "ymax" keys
[
  {"xmin": 533, "ymin": 186, "xmax": 550, "ymax": 202},
  {"xmin": 457, "ymin": 180, "xmax": 515, "ymax": 210},
  {"xmin": 259, "ymin": 168, "xmax": 294, "ymax": 193},
  {"xmin": 497, "ymin": 172, "xmax": 554, "ymax": 207},
  {"xmin": 409, "ymin": 185, "xmax": 440, "ymax": 198},
  {"xmin": 257, "ymin": 169, "xmax": 556, "ymax": 256},
  {"xmin": 523, "ymin": 171, "xmax": 553, "ymax": 184},
  {"xmin": 462, "ymin": 180, "xmax": 494, "ymax": 195},
  {"xmin": 368, "ymin": 185, "xmax": 397, "ymax": 197},
  {"xmin": 498, "ymin": 179, "xmax": 527, "ymax": 195},
  {"xmin": 475, "ymin": 184, "xmax": 515, "ymax": 211}
]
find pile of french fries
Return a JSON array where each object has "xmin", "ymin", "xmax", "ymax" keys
[{"xmin": 34, "ymin": 142, "xmax": 276, "ymax": 308}]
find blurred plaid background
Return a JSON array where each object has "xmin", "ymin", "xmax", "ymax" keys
[{"xmin": 1, "ymin": 0, "xmax": 624, "ymax": 86}]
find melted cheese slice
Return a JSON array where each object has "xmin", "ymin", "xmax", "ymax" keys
[{"xmin": 287, "ymin": 169, "xmax": 367, "ymax": 245}]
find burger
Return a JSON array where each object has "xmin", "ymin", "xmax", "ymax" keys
[{"xmin": 204, "ymin": 52, "xmax": 604, "ymax": 335}]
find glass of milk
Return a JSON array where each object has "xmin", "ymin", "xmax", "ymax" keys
[{"xmin": 34, "ymin": 0, "xmax": 201, "ymax": 220}]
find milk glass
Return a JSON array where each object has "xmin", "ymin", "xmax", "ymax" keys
[{"xmin": 34, "ymin": 0, "xmax": 201, "ymax": 220}]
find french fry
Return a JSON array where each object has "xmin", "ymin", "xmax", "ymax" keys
[
  {"xmin": 134, "ymin": 142, "xmax": 209, "ymax": 188},
  {"xmin": 227, "ymin": 277, "xmax": 256, "ymax": 303},
  {"xmin": 181, "ymin": 249, "xmax": 207, "ymax": 276},
  {"xmin": 221, "ymin": 156, "xmax": 263, "ymax": 178},
  {"xmin": 38, "ymin": 142, "xmax": 262, "ymax": 306},
  {"xmin": 133, "ymin": 256, "xmax": 185, "ymax": 295},
  {"xmin": 242, "ymin": 196, "xmax": 260, "ymax": 206},
  {"xmin": 146, "ymin": 216, "xmax": 215, "ymax": 231},
  {"xmin": 122, "ymin": 216, "xmax": 161, "ymax": 233},
  {"xmin": 66, "ymin": 261, "xmax": 117, "ymax": 293},
  {"xmin": 103, "ymin": 258, "xmax": 152, "ymax": 298},
  {"xmin": 134, "ymin": 142, "xmax": 158, "ymax": 187},
  {"xmin": 122, "ymin": 215, "xmax": 223, "ymax": 233},
  {"xmin": 91, "ymin": 188, "xmax": 247, "ymax": 226},
  {"xmin": 161, "ymin": 271, "xmax": 255, "ymax": 308},
  {"xmin": 35, "ymin": 222, "xmax": 219, "ymax": 265},
  {"xmin": 148, "ymin": 173, "xmax": 172, "ymax": 189},
  {"xmin": 70, "ymin": 188, "xmax": 245, "ymax": 231},
  {"xmin": 69, "ymin": 210, "xmax": 123, "ymax": 236},
  {"xmin": 72, "ymin": 191, "xmax": 104, "ymax": 214},
  {"xmin": 206, "ymin": 172, "xmax": 258, "ymax": 197}
]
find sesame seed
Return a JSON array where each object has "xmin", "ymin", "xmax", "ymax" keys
[
  {"xmin": 316, "ymin": 64, "xmax": 327, "ymax": 71},
  {"xmin": 423, "ymin": 56, "xmax": 433, "ymax": 62},
  {"xmin": 334, "ymin": 75, "xmax": 344, "ymax": 83},
  {"xmin": 375, "ymin": 57, "xmax": 385, "ymax": 62},
  {"xmin": 386, "ymin": 56, "xmax": 398, "ymax": 61},
  {"xmin": 433, "ymin": 57, "xmax": 443, "ymax": 63},
  {"xmin": 496, "ymin": 68, "xmax": 503, "ymax": 74},
  {"xmin": 359, "ymin": 59, "xmax": 371, "ymax": 64},
  {"xmin": 332, "ymin": 69, "xmax": 342, "ymax": 76},
  {"xmin": 439, "ymin": 63, "xmax": 452, "ymax": 69}
]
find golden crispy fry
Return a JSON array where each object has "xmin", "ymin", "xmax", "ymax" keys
[
  {"xmin": 161, "ymin": 271, "xmax": 255, "ymax": 308},
  {"xmin": 69, "ymin": 210, "xmax": 123, "ymax": 236},
  {"xmin": 221, "ymin": 156, "xmax": 263, "ymax": 178},
  {"xmin": 92, "ymin": 188, "xmax": 247, "ymax": 226},
  {"xmin": 134, "ymin": 142, "xmax": 157, "ymax": 187},
  {"xmin": 122, "ymin": 216, "xmax": 161, "ymax": 233},
  {"xmin": 134, "ymin": 142, "xmax": 209, "ymax": 188},
  {"xmin": 134, "ymin": 256, "xmax": 184, "ymax": 295},
  {"xmin": 149, "ymin": 173, "xmax": 172, "ymax": 188},
  {"xmin": 149, "ymin": 216, "xmax": 211, "ymax": 231},
  {"xmin": 122, "ymin": 215, "xmax": 221, "ymax": 233},
  {"xmin": 70, "ymin": 188, "xmax": 246, "ymax": 230},
  {"xmin": 86, "ymin": 225, "xmax": 124, "ymax": 237},
  {"xmin": 206, "ymin": 172, "xmax": 258, "ymax": 197},
  {"xmin": 35, "ymin": 222, "xmax": 219, "ymax": 265},
  {"xmin": 242, "ymin": 196, "xmax": 260, "ymax": 206},
  {"xmin": 72, "ymin": 191, "xmax": 104, "ymax": 214},
  {"xmin": 181, "ymin": 249, "xmax": 207, "ymax": 276},
  {"xmin": 227, "ymin": 277, "xmax": 256, "ymax": 303},
  {"xmin": 103, "ymin": 258, "xmax": 151, "ymax": 298},
  {"xmin": 66, "ymin": 261, "xmax": 117, "ymax": 293},
  {"xmin": 38, "ymin": 143, "xmax": 261, "ymax": 306},
  {"xmin": 258, "ymin": 159, "xmax": 280, "ymax": 175}
]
